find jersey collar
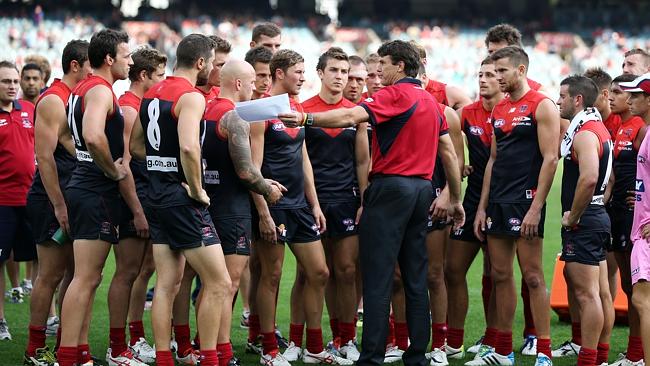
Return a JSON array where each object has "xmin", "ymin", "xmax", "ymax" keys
[{"xmin": 395, "ymin": 77, "xmax": 422, "ymax": 86}]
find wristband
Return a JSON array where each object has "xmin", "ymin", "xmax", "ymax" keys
[
  {"xmin": 301, "ymin": 112, "xmax": 308, "ymax": 126},
  {"xmin": 305, "ymin": 113, "xmax": 314, "ymax": 126}
]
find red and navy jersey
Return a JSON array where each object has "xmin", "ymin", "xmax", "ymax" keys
[
  {"xmin": 29, "ymin": 79, "xmax": 76, "ymax": 200},
  {"xmin": 603, "ymin": 112, "xmax": 622, "ymax": 140},
  {"xmin": 0, "ymin": 100, "xmax": 35, "ymax": 205},
  {"xmin": 612, "ymin": 115, "xmax": 645, "ymax": 206},
  {"xmin": 489, "ymin": 89, "xmax": 548, "ymax": 203},
  {"xmin": 460, "ymin": 101, "xmax": 493, "ymax": 200},
  {"xmin": 141, "ymin": 76, "xmax": 204, "ymax": 207},
  {"xmin": 198, "ymin": 86, "xmax": 220, "ymax": 104},
  {"xmin": 303, "ymin": 95, "xmax": 359, "ymax": 203},
  {"xmin": 202, "ymin": 98, "xmax": 250, "ymax": 218},
  {"xmin": 561, "ymin": 121, "xmax": 612, "ymax": 231},
  {"xmin": 118, "ymin": 91, "xmax": 142, "ymax": 113},
  {"xmin": 425, "ymin": 79, "xmax": 448, "ymax": 106},
  {"xmin": 67, "ymin": 75, "xmax": 124, "ymax": 194},
  {"xmin": 431, "ymin": 103, "xmax": 450, "ymax": 198},
  {"xmin": 262, "ymin": 97, "xmax": 307, "ymax": 209},
  {"xmin": 360, "ymin": 78, "xmax": 447, "ymax": 180},
  {"xmin": 527, "ymin": 78, "xmax": 542, "ymax": 91}
]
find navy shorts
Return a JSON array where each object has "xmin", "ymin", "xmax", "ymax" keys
[
  {"xmin": 26, "ymin": 198, "xmax": 61, "ymax": 245},
  {"xmin": 485, "ymin": 202, "xmax": 546, "ymax": 239},
  {"xmin": 608, "ymin": 205, "xmax": 633, "ymax": 252},
  {"xmin": 321, "ymin": 200, "xmax": 359, "ymax": 239},
  {"xmin": 449, "ymin": 194, "xmax": 483, "ymax": 244},
  {"xmin": 0, "ymin": 206, "xmax": 36, "ymax": 262},
  {"xmin": 269, "ymin": 206, "xmax": 321, "ymax": 244},
  {"xmin": 213, "ymin": 217, "xmax": 251, "ymax": 256},
  {"xmin": 66, "ymin": 188, "xmax": 120, "ymax": 244},
  {"xmin": 561, "ymin": 229, "xmax": 609, "ymax": 266},
  {"xmin": 148, "ymin": 203, "xmax": 220, "ymax": 251}
]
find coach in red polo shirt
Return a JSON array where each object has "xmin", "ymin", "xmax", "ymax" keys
[
  {"xmin": 280, "ymin": 40, "xmax": 465, "ymax": 366},
  {"xmin": 0, "ymin": 60, "xmax": 36, "ymax": 338}
]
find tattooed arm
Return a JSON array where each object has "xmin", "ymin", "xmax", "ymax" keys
[{"xmin": 221, "ymin": 110, "xmax": 284, "ymax": 204}]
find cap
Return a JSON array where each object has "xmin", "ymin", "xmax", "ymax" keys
[{"xmin": 619, "ymin": 73, "xmax": 650, "ymax": 93}]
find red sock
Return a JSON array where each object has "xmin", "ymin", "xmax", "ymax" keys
[
  {"xmin": 597, "ymin": 343, "xmax": 610, "ymax": 365},
  {"xmin": 571, "ymin": 322, "xmax": 582, "ymax": 346},
  {"xmin": 56, "ymin": 346, "xmax": 78, "ymax": 366},
  {"xmin": 395, "ymin": 322, "xmax": 409, "ymax": 351},
  {"xmin": 194, "ymin": 333, "xmax": 201, "ymax": 349},
  {"xmin": 217, "ymin": 343, "xmax": 233, "ymax": 366},
  {"xmin": 484, "ymin": 327, "xmax": 498, "ymax": 348},
  {"xmin": 26, "ymin": 325, "xmax": 47, "ymax": 356},
  {"xmin": 109, "ymin": 327, "xmax": 127, "ymax": 357},
  {"xmin": 156, "ymin": 350, "xmax": 175, "ymax": 366},
  {"xmin": 262, "ymin": 331, "xmax": 278, "ymax": 355},
  {"xmin": 482, "ymin": 275, "xmax": 492, "ymax": 320},
  {"xmin": 248, "ymin": 314, "xmax": 261, "ymax": 342},
  {"xmin": 289, "ymin": 323, "xmax": 304, "ymax": 347},
  {"xmin": 577, "ymin": 347, "xmax": 598, "ymax": 366},
  {"xmin": 627, "ymin": 336, "xmax": 644, "ymax": 362},
  {"xmin": 174, "ymin": 324, "xmax": 192, "ymax": 354},
  {"xmin": 431, "ymin": 323, "xmax": 447, "ymax": 350},
  {"xmin": 128, "ymin": 320, "xmax": 145, "ymax": 346},
  {"xmin": 55, "ymin": 327, "xmax": 62, "ymax": 351},
  {"xmin": 495, "ymin": 331, "xmax": 512, "ymax": 356},
  {"xmin": 329, "ymin": 318, "xmax": 340, "ymax": 339},
  {"xmin": 521, "ymin": 282, "xmax": 536, "ymax": 337},
  {"xmin": 340, "ymin": 322, "xmax": 356, "ymax": 345},
  {"xmin": 200, "ymin": 349, "xmax": 219, "ymax": 366},
  {"xmin": 306, "ymin": 328, "xmax": 324, "ymax": 354},
  {"xmin": 386, "ymin": 316, "xmax": 396, "ymax": 347},
  {"xmin": 537, "ymin": 338, "xmax": 552, "ymax": 359},
  {"xmin": 78, "ymin": 344, "xmax": 91, "ymax": 364},
  {"xmin": 447, "ymin": 327, "xmax": 464, "ymax": 349}
]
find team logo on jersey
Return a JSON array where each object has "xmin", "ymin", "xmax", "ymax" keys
[
  {"xmin": 272, "ymin": 122, "xmax": 286, "ymax": 131},
  {"xmin": 636, "ymin": 179, "xmax": 645, "ymax": 193},
  {"xmin": 564, "ymin": 241, "xmax": 574, "ymax": 256},
  {"xmin": 509, "ymin": 218, "xmax": 521, "ymax": 226},
  {"xmin": 201, "ymin": 226, "xmax": 215, "ymax": 240},
  {"xmin": 311, "ymin": 224, "xmax": 321, "ymax": 235},
  {"xmin": 519, "ymin": 105, "xmax": 528, "ymax": 112},
  {"xmin": 639, "ymin": 155, "xmax": 647, "ymax": 163},
  {"xmin": 508, "ymin": 107, "xmax": 516, "ymax": 113},
  {"xmin": 623, "ymin": 128, "xmax": 634, "ymax": 137},
  {"xmin": 100, "ymin": 222, "xmax": 113, "ymax": 235},
  {"xmin": 21, "ymin": 112, "xmax": 28, "ymax": 117},
  {"xmin": 22, "ymin": 119, "xmax": 32, "ymax": 128},
  {"xmin": 469, "ymin": 126, "xmax": 484, "ymax": 136},
  {"xmin": 512, "ymin": 116, "xmax": 531, "ymax": 122},
  {"xmin": 0, "ymin": 119, "xmax": 7, "ymax": 127},
  {"xmin": 236, "ymin": 236, "xmax": 248, "ymax": 250},
  {"xmin": 364, "ymin": 97, "xmax": 374, "ymax": 103},
  {"xmin": 493, "ymin": 119, "xmax": 505, "ymax": 128}
]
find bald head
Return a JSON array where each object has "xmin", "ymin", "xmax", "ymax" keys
[{"xmin": 220, "ymin": 60, "xmax": 256, "ymax": 102}]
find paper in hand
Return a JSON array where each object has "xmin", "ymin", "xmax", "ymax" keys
[{"xmin": 235, "ymin": 93, "xmax": 291, "ymax": 122}]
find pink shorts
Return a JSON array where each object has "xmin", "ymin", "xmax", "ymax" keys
[{"xmin": 631, "ymin": 238, "xmax": 650, "ymax": 285}]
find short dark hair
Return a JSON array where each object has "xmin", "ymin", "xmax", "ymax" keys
[
  {"xmin": 88, "ymin": 29, "xmax": 129, "ymax": 69},
  {"xmin": 408, "ymin": 40, "xmax": 427, "ymax": 59},
  {"xmin": 560, "ymin": 75, "xmax": 599, "ymax": 108},
  {"xmin": 21, "ymin": 63, "xmax": 42, "ymax": 77},
  {"xmin": 209, "ymin": 35, "xmax": 232, "ymax": 54},
  {"xmin": 613, "ymin": 73, "xmax": 638, "ymax": 84},
  {"xmin": 316, "ymin": 47, "xmax": 348, "ymax": 72},
  {"xmin": 377, "ymin": 40, "xmax": 421, "ymax": 78},
  {"xmin": 269, "ymin": 49, "xmax": 303, "ymax": 82},
  {"xmin": 348, "ymin": 55, "xmax": 366, "ymax": 67},
  {"xmin": 365, "ymin": 53, "xmax": 380, "ymax": 65},
  {"xmin": 0, "ymin": 60, "xmax": 19, "ymax": 73},
  {"xmin": 583, "ymin": 68, "xmax": 612, "ymax": 91},
  {"xmin": 24, "ymin": 55, "xmax": 51, "ymax": 83},
  {"xmin": 245, "ymin": 46, "xmax": 273, "ymax": 66},
  {"xmin": 490, "ymin": 46, "xmax": 529, "ymax": 69},
  {"xmin": 252, "ymin": 22, "xmax": 281, "ymax": 43},
  {"xmin": 128, "ymin": 46, "xmax": 167, "ymax": 82},
  {"xmin": 62, "ymin": 40, "xmax": 89, "ymax": 74},
  {"xmin": 485, "ymin": 24, "xmax": 523, "ymax": 48},
  {"xmin": 176, "ymin": 34, "xmax": 216, "ymax": 69},
  {"xmin": 480, "ymin": 57, "xmax": 495, "ymax": 66}
]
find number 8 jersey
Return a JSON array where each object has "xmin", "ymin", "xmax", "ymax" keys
[{"xmin": 140, "ymin": 76, "xmax": 205, "ymax": 208}]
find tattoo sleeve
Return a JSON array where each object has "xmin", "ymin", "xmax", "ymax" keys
[{"xmin": 223, "ymin": 110, "xmax": 272, "ymax": 196}]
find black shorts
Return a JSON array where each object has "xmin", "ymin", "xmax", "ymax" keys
[
  {"xmin": 269, "ymin": 206, "xmax": 321, "ymax": 244},
  {"xmin": 0, "ymin": 206, "xmax": 36, "ymax": 262},
  {"xmin": 608, "ymin": 206, "xmax": 633, "ymax": 252},
  {"xmin": 427, "ymin": 214, "xmax": 450, "ymax": 232},
  {"xmin": 485, "ymin": 202, "xmax": 546, "ymax": 238},
  {"xmin": 213, "ymin": 217, "xmax": 251, "ymax": 256},
  {"xmin": 321, "ymin": 201, "xmax": 359, "ymax": 238},
  {"xmin": 561, "ymin": 229, "xmax": 609, "ymax": 266},
  {"xmin": 118, "ymin": 198, "xmax": 139, "ymax": 240},
  {"xmin": 66, "ymin": 188, "xmax": 120, "ymax": 244},
  {"xmin": 148, "ymin": 203, "xmax": 220, "ymax": 251},
  {"xmin": 26, "ymin": 198, "xmax": 60, "ymax": 245},
  {"xmin": 449, "ymin": 195, "xmax": 483, "ymax": 243}
]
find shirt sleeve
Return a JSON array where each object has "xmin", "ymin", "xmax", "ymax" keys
[{"xmin": 360, "ymin": 86, "xmax": 410, "ymax": 126}]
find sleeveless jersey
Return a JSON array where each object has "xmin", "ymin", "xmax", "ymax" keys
[
  {"xmin": 527, "ymin": 78, "xmax": 542, "ymax": 91},
  {"xmin": 262, "ymin": 97, "xmax": 307, "ymax": 209},
  {"xmin": 118, "ymin": 91, "xmax": 142, "ymax": 113},
  {"xmin": 490, "ymin": 89, "xmax": 548, "ymax": 204},
  {"xmin": 460, "ymin": 100, "xmax": 493, "ymax": 202},
  {"xmin": 198, "ymin": 86, "xmax": 220, "ymax": 104},
  {"xmin": 29, "ymin": 79, "xmax": 76, "ymax": 199},
  {"xmin": 67, "ymin": 75, "xmax": 124, "ymax": 194},
  {"xmin": 425, "ymin": 79, "xmax": 448, "ymax": 106},
  {"xmin": 561, "ymin": 120, "xmax": 612, "ymax": 232},
  {"xmin": 202, "ymin": 98, "xmax": 251, "ymax": 218},
  {"xmin": 302, "ymin": 95, "xmax": 359, "ymax": 203},
  {"xmin": 612, "ymin": 115, "xmax": 646, "ymax": 206},
  {"xmin": 118, "ymin": 91, "xmax": 148, "ymax": 191},
  {"xmin": 141, "ymin": 76, "xmax": 204, "ymax": 208},
  {"xmin": 603, "ymin": 112, "xmax": 622, "ymax": 139}
]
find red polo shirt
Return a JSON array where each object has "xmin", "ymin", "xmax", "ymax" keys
[
  {"xmin": 360, "ymin": 78, "xmax": 447, "ymax": 180},
  {"xmin": 0, "ymin": 100, "xmax": 35, "ymax": 205}
]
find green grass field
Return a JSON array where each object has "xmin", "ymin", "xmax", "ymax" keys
[{"xmin": 1, "ymin": 171, "xmax": 632, "ymax": 365}]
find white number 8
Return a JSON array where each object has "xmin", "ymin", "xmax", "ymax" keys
[{"xmin": 147, "ymin": 98, "xmax": 161, "ymax": 151}]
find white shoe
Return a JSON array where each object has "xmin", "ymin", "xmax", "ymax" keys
[
  {"xmin": 0, "ymin": 319, "xmax": 11, "ymax": 340},
  {"xmin": 8, "ymin": 287, "xmax": 24, "ymax": 303},
  {"xmin": 521, "ymin": 335, "xmax": 537, "ymax": 356},
  {"xmin": 534, "ymin": 353, "xmax": 552, "ymax": 366},
  {"xmin": 465, "ymin": 349, "xmax": 514, "ymax": 366},
  {"xmin": 446, "ymin": 344, "xmax": 465, "ymax": 359},
  {"xmin": 551, "ymin": 340, "xmax": 580, "ymax": 358},
  {"xmin": 21, "ymin": 279, "xmax": 33, "ymax": 295},
  {"xmin": 303, "ymin": 349, "xmax": 354, "ymax": 365},
  {"xmin": 46, "ymin": 316, "xmax": 59, "ymax": 337},
  {"xmin": 106, "ymin": 348, "xmax": 147, "ymax": 366},
  {"xmin": 426, "ymin": 348, "xmax": 449, "ymax": 366},
  {"xmin": 610, "ymin": 357, "xmax": 645, "ymax": 366},
  {"xmin": 260, "ymin": 351, "xmax": 291, "ymax": 366},
  {"xmin": 176, "ymin": 348, "xmax": 200, "ymax": 365},
  {"xmin": 339, "ymin": 340, "xmax": 360, "ymax": 361},
  {"xmin": 384, "ymin": 344, "xmax": 404, "ymax": 364},
  {"xmin": 282, "ymin": 342, "xmax": 302, "ymax": 362},
  {"xmin": 467, "ymin": 337, "xmax": 484, "ymax": 354},
  {"xmin": 130, "ymin": 337, "xmax": 156, "ymax": 364},
  {"xmin": 469, "ymin": 345, "xmax": 495, "ymax": 362}
]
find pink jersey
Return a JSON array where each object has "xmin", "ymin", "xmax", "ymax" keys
[{"xmin": 632, "ymin": 133, "xmax": 650, "ymax": 242}]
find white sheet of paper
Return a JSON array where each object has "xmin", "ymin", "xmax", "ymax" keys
[{"xmin": 235, "ymin": 93, "xmax": 291, "ymax": 122}]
